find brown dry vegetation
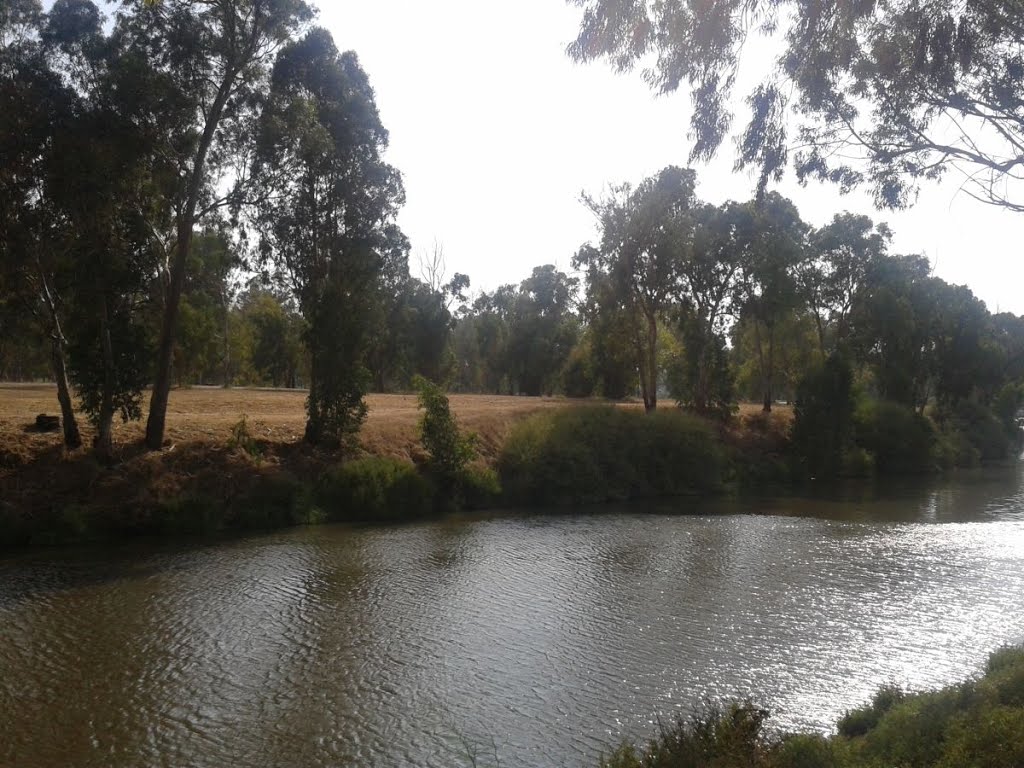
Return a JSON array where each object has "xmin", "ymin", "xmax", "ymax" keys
[{"xmin": 0, "ymin": 384, "xmax": 590, "ymax": 464}]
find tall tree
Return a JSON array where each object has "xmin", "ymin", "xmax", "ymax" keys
[
  {"xmin": 254, "ymin": 28, "xmax": 406, "ymax": 446},
  {"xmin": 732, "ymin": 193, "xmax": 808, "ymax": 411},
  {"xmin": 849, "ymin": 253, "xmax": 938, "ymax": 409},
  {"xmin": 676, "ymin": 201, "xmax": 747, "ymax": 414},
  {"xmin": 570, "ymin": 1, "xmax": 1024, "ymax": 210},
  {"xmin": 0, "ymin": 0, "xmax": 83, "ymax": 448},
  {"xmin": 119, "ymin": 0, "xmax": 313, "ymax": 449},
  {"xmin": 578, "ymin": 166, "xmax": 696, "ymax": 410},
  {"xmin": 55, "ymin": 5, "xmax": 171, "ymax": 461}
]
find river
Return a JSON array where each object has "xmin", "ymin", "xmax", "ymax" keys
[{"xmin": 3, "ymin": 465, "xmax": 1024, "ymax": 767}]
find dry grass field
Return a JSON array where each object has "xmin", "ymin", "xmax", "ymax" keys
[
  {"xmin": 0, "ymin": 382, "xmax": 789, "ymax": 467},
  {"xmin": 0, "ymin": 384, "xmax": 600, "ymax": 464}
]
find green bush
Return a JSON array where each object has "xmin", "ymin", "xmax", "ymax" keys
[
  {"xmin": 986, "ymin": 645, "xmax": 1024, "ymax": 676},
  {"xmin": 837, "ymin": 684, "xmax": 905, "ymax": 738},
  {"xmin": 853, "ymin": 400, "xmax": 936, "ymax": 474},
  {"xmin": 937, "ymin": 400, "xmax": 1013, "ymax": 465},
  {"xmin": 937, "ymin": 706, "xmax": 1024, "ymax": 768},
  {"xmin": 562, "ymin": 345, "xmax": 597, "ymax": 398},
  {"xmin": 993, "ymin": 383, "xmax": 1024, "ymax": 446},
  {"xmin": 594, "ymin": 646, "xmax": 1024, "ymax": 768},
  {"xmin": 413, "ymin": 375, "xmax": 475, "ymax": 479},
  {"xmin": 460, "ymin": 465, "xmax": 502, "ymax": 510},
  {"xmin": 499, "ymin": 406, "xmax": 724, "ymax": 506},
  {"xmin": 318, "ymin": 456, "xmax": 434, "ymax": 522},
  {"xmin": 413, "ymin": 375, "xmax": 477, "ymax": 510},
  {"xmin": 599, "ymin": 703, "xmax": 773, "ymax": 768},
  {"xmin": 771, "ymin": 734, "xmax": 845, "ymax": 768},
  {"xmin": 840, "ymin": 447, "xmax": 875, "ymax": 478},
  {"xmin": 159, "ymin": 494, "xmax": 225, "ymax": 536},
  {"xmin": 981, "ymin": 647, "xmax": 1024, "ymax": 708},
  {"xmin": 853, "ymin": 685, "xmax": 975, "ymax": 768}
]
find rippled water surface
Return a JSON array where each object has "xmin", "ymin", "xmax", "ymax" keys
[{"xmin": 3, "ymin": 466, "xmax": 1024, "ymax": 767}]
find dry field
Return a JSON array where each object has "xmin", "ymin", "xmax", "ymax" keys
[
  {"xmin": 0, "ymin": 383, "xmax": 789, "ymax": 465},
  {"xmin": 0, "ymin": 384, "xmax": 588, "ymax": 464}
]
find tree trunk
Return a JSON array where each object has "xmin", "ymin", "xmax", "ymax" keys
[
  {"xmin": 94, "ymin": 302, "xmax": 116, "ymax": 463},
  {"xmin": 762, "ymin": 323, "xmax": 775, "ymax": 413},
  {"xmin": 50, "ymin": 338, "xmax": 81, "ymax": 450},
  {"xmin": 36, "ymin": 263, "xmax": 81, "ymax": 448},
  {"xmin": 222, "ymin": 289, "xmax": 231, "ymax": 388},
  {"xmin": 145, "ymin": 70, "xmax": 237, "ymax": 450},
  {"xmin": 644, "ymin": 312, "xmax": 658, "ymax": 412},
  {"xmin": 146, "ymin": 226, "xmax": 190, "ymax": 448}
]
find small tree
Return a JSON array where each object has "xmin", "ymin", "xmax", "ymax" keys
[{"xmin": 413, "ymin": 375, "xmax": 475, "ymax": 501}]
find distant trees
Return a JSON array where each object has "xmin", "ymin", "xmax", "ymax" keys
[{"xmin": 452, "ymin": 266, "xmax": 579, "ymax": 397}]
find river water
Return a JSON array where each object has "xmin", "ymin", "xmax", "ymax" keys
[{"xmin": 3, "ymin": 465, "xmax": 1024, "ymax": 768}]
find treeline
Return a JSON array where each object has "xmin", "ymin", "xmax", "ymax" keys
[{"xmin": 3, "ymin": 4, "xmax": 1023, "ymax": 473}]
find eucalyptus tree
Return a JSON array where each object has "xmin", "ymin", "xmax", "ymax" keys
[
  {"xmin": 577, "ymin": 166, "xmax": 697, "ymax": 410},
  {"xmin": 254, "ymin": 28, "xmax": 407, "ymax": 446},
  {"xmin": 676, "ymin": 201, "xmax": 749, "ymax": 414},
  {"xmin": 731, "ymin": 193, "xmax": 809, "ymax": 412},
  {"xmin": 506, "ymin": 265, "xmax": 580, "ymax": 396},
  {"xmin": 570, "ymin": 1, "xmax": 1024, "ymax": 210},
  {"xmin": 1, "ymin": 0, "xmax": 175, "ymax": 459},
  {"xmin": 802, "ymin": 214, "xmax": 893, "ymax": 357},
  {"xmin": 54, "ymin": 3, "xmax": 173, "ymax": 461},
  {"xmin": 115, "ymin": 0, "xmax": 315, "ymax": 450},
  {"xmin": 0, "ymin": 1, "xmax": 83, "ymax": 448},
  {"xmin": 848, "ymin": 253, "xmax": 938, "ymax": 409}
]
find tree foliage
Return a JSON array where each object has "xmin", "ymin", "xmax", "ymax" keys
[
  {"xmin": 255, "ymin": 28, "xmax": 406, "ymax": 446},
  {"xmin": 569, "ymin": 0, "xmax": 1024, "ymax": 210}
]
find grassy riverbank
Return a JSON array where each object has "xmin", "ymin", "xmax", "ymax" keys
[
  {"xmin": 0, "ymin": 384, "xmax": 792, "ymax": 549},
  {"xmin": 599, "ymin": 645, "xmax": 1024, "ymax": 768}
]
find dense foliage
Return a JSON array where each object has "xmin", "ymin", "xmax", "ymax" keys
[
  {"xmin": 499, "ymin": 407, "xmax": 723, "ymax": 506},
  {"xmin": 569, "ymin": 0, "xmax": 1024, "ymax": 212}
]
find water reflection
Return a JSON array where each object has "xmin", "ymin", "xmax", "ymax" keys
[{"xmin": 2, "ymin": 468, "xmax": 1024, "ymax": 768}]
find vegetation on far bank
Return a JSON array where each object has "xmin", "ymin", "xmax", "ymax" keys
[
  {"xmin": 598, "ymin": 645, "xmax": 1024, "ymax": 768},
  {"xmin": 1, "ymin": 372, "xmax": 1021, "ymax": 551}
]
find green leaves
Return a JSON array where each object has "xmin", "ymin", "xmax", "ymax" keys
[{"xmin": 571, "ymin": 0, "xmax": 1024, "ymax": 211}]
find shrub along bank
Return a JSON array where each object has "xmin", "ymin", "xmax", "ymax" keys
[
  {"xmin": 598, "ymin": 645, "xmax": 1024, "ymax": 768},
  {"xmin": 498, "ymin": 406, "xmax": 725, "ymax": 506}
]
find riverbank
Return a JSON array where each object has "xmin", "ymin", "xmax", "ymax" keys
[
  {"xmin": 598, "ymin": 644, "xmax": 1024, "ymax": 768},
  {"xmin": 0, "ymin": 384, "xmax": 792, "ymax": 550}
]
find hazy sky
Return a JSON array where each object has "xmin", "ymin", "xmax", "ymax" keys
[{"xmin": 315, "ymin": 0, "xmax": 1024, "ymax": 314}]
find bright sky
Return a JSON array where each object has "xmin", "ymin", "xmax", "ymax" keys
[{"xmin": 319, "ymin": 0, "xmax": 1024, "ymax": 315}]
